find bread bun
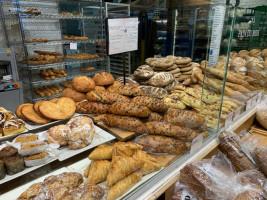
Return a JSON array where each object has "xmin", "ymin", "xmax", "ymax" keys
[
  {"xmin": 249, "ymin": 49, "xmax": 261, "ymax": 57},
  {"xmin": 93, "ymin": 72, "xmax": 114, "ymax": 86},
  {"xmin": 72, "ymin": 76, "xmax": 95, "ymax": 92},
  {"xmin": 94, "ymin": 86, "xmax": 106, "ymax": 91},
  {"xmin": 238, "ymin": 50, "xmax": 249, "ymax": 58},
  {"xmin": 61, "ymin": 88, "xmax": 85, "ymax": 102}
]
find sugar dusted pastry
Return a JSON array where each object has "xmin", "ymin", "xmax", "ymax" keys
[
  {"xmin": 67, "ymin": 116, "xmax": 95, "ymax": 149},
  {"xmin": 17, "ymin": 182, "xmax": 42, "ymax": 200},
  {"xmin": 107, "ymin": 171, "xmax": 143, "ymax": 200},
  {"xmin": 85, "ymin": 160, "xmax": 111, "ymax": 184},
  {"xmin": 47, "ymin": 124, "xmax": 70, "ymax": 146}
]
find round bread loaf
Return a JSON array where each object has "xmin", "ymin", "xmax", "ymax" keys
[
  {"xmin": 94, "ymin": 86, "xmax": 106, "ymax": 91},
  {"xmin": 256, "ymin": 109, "xmax": 267, "ymax": 129},
  {"xmin": 249, "ymin": 49, "xmax": 261, "ymax": 57},
  {"xmin": 61, "ymin": 88, "xmax": 85, "ymax": 102},
  {"xmin": 134, "ymin": 65, "xmax": 154, "ymax": 79},
  {"xmin": 93, "ymin": 72, "xmax": 114, "ymax": 86},
  {"xmin": 72, "ymin": 76, "xmax": 95, "ymax": 92}
]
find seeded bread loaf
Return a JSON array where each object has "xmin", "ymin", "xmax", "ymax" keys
[
  {"xmin": 148, "ymin": 72, "xmax": 174, "ymax": 87},
  {"xmin": 138, "ymin": 85, "xmax": 168, "ymax": 99}
]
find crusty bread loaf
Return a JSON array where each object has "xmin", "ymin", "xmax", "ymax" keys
[
  {"xmin": 93, "ymin": 72, "xmax": 115, "ymax": 86},
  {"xmin": 130, "ymin": 96, "xmax": 167, "ymax": 113},
  {"xmin": 253, "ymin": 146, "xmax": 267, "ymax": 176},
  {"xmin": 256, "ymin": 109, "xmax": 267, "ymax": 129},
  {"xmin": 145, "ymin": 121, "xmax": 197, "ymax": 142},
  {"xmin": 134, "ymin": 65, "xmax": 154, "ymax": 80},
  {"xmin": 116, "ymin": 77, "xmax": 139, "ymax": 86},
  {"xmin": 107, "ymin": 85, "xmax": 144, "ymax": 97},
  {"xmin": 164, "ymin": 80, "xmax": 180, "ymax": 92},
  {"xmin": 93, "ymin": 114, "xmax": 147, "ymax": 134},
  {"xmin": 135, "ymin": 135, "xmax": 187, "ymax": 154},
  {"xmin": 72, "ymin": 76, "xmax": 95, "ymax": 92},
  {"xmin": 148, "ymin": 72, "xmax": 174, "ymax": 87},
  {"xmin": 76, "ymin": 101, "xmax": 110, "ymax": 114},
  {"xmin": 109, "ymin": 102, "xmax": 151, "ymax": 117},
  {"xmin": 61, "ymin": 88, "xmax": 85, "ymax": 102},
  {"xmin": 138, "ymin": 85, "xmax": 168, "ymax": 99},
  {"xmin": 163, "ymin": 108, "xmax": 205, "ymax": 128},
  {"xmin": 86, "ymin": 90, "xmax": 130, "ymax": 104}
]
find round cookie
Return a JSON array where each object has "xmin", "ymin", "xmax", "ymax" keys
[
  {"xmin": 180, "ymin": 66, "xmax": 193, "ymax": 72},
  {"xmin": 93, "ymin": 72, "xmax": 115, "ymax": 86},
  {"xmin": 176, "ymin": 75, "xmax": 191, "ymax": 82},
  {"xmin": 175, "ymin": 57, "xmax": 192, "ymax": 65},
  {"xmin": 182, "ymin": 70, "xmax": 193, "ymax": 75},
  {"xmin": 145, "ymin": 58, "xmax": 157, "ymax": 65},
  {"xmin": 21, "ymin": 104, "xmax": 51, "ymax": 124},
  {"xmin": 150, "ymin": 58, "xmax": 174, "ymax": 68},
  {"xmin": 173, "ymin": 73, "xmax": 182, "ymax": 78},
  {"xmin": 176, "ymin": 62, "xmax": 192, "ymax": 68},
  {"xmin": 72, "ymin": 76, "xmax": 95, "ymax": 92},
  {"xmin": 169, "ymin": 68, "xmax": 180, "ymax": 74},
  {"xmin": 166, "ymin": 55, "xmax": 177, "ymax": 61},
  {"xmin": 15, "ymin": 103, "xmax": 33, "ymax": 121}
]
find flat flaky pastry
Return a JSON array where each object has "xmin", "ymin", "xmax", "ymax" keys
[
  {"xmin": 85, "ymin": 160, "xmax": 111, "ymax": 185},
  {"xmin": 106, "ymin": 171, "xmax": 143, "ymax": 200},
  {"xmin": 106, "ymin": 156, "xmax": 144, "ymax": 187}
]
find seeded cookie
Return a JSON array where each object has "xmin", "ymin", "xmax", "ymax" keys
[
  {"xmin": 175, "ymin": 57, "xmax": 192, "ymax": 65},
  {"xmin": 180, "ymin": 66, "xmax": 193, "ymax": 72}
]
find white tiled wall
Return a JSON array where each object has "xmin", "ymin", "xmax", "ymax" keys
[{"xmin": 211, "ymin": 0, "xmax": 266, "ymax": 8}]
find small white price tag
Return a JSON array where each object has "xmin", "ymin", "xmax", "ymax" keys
[
  {"xmin": 251, "ymin": 95, "xmax": 257, "ymax": 107},
  {"xmin": 190, "ymin": 133, "xmax": 203, "ymax": 156},
  {"xmin": 225, "ymin": 112, "xmax": 233, "ymax": 129},
  {"xmin": 70, "ymin": 42, "xmax": 77, "ymax": 50},
  {"xmin": 257, "ymin": 91, "xmax": 263, "ymax": 103},
  {"xmin": 233, "ymin": 107, "xmax": 242, "ymax": 121},
  {"xmin": 246, "ymin": 98, "xmax": 252, "ymax": 111}
]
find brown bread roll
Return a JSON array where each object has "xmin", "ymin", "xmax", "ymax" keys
[
  {"xmin": 93, "ymin": 72, "xmax": 114, "ymax": 86},
  {"xmin": 86, "ymin": 90, "xmax": 130, "ymax": 104},
  {"xmin": 72, "ymin": 76, "xmax": 95, "ymax": 92},
  {"xmin": 76, "ymin": 101, "xmax": 110, "ymax": 114},
  {"xmin": 130, "ymin": 96, "xmax": 167, "ymax": 113},
  {"xmin": 107, "ymin": 85, "xmax": 144, "ymax": 97},
  {"xmin": 109, "ymin": 102, "xmax": 151, "ymax": 118},
  {"xmin": 61, "ymin": 88, "xmax": 85, "ymax": 102}
]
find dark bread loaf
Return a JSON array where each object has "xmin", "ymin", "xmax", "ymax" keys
[
  {"xmin": 142, "ymin": 112, "xmax": 163, "ymax": 122},
  {"xmin": 107, "ymin": 85, "xmax": 144, "ymax": 97},
  {"xmin": 164, "ymin": 79, "xmax": 180, "ymax": 92},
  {"xmin": 0, "ymin": 160, "xmax": 6, "ymax": 180},
  {"xmin": 93, "ymin": 114, "xmax": 147, "ymax": 134},
  {"xmin": 145, "ymin": 121, "xmax": 197, "ymax": 142},
  {"xmin": 138, "ymin": 85, "xmax": 168, "ymax": 99},
  {"xmin": 76, "ymin": 101, "xmax": 110, "ymax": 114},
  {"xmin": 86, "ymin": 90, "xmax": 130, "ymax": 104},
  {"xmin": 135, "ymin": 135, "xmax": 187, "ymax": 154},
  {"xmin": 164, "ymin": 108, "xmax": 205, "ymax": 128},
  {"xmin": 116, "ymin": 77, "xmax": 139, "ymax": 86},
  {"xmin": 134, "ymin": 65, "xmax": 154, "ymax": 79},
  {"xmin": 218, "ymin": 131, "xmax": 258, "ymax": 172},
  {"xmin": 109, "ymin": 102, "xmax": 151, "ymax": 118},
  {"xmin": 130, "ymin": 96, "xmax": 167, "ymax": 113},
  {"xmin": 253, "ymin": 146, "xmax": 267, "ymax": 176},
  {"xmin": 148, "ymin": 72, "xmax": 174, "ymax": 87}
]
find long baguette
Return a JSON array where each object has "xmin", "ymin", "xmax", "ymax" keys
[
  {"xmin": 109, "ymin": 102, "xmax": 151, "ymax": 118},
  {"xmin": 163, "ymin": 108, "xmax": 205, "ymax": 128},
  {"xmin": 93, "ymin": 114, "xmax": 147, "ymax": 134},
  {"xmin": 145, "ymin": 121, "xmax": 197, "ymax": 142}
]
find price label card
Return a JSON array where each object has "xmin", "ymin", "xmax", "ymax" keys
[
  {"xmin": 233, "ymin": 107, "xmax": 242, "ymax": 122},
  {"xmin": 190, "ymin": 133, "xmax": 203, "ymax": 156},
  {"xmin": 70, "ymin": 42, "xmax": 77, "ymax": 50},
  {"xmin": 225, "ymin": 112, "xmax": 233, "ymax": 129},
  {"xmin": 246, "ymin": 98, "xmax": 252, "ymax": 111},
  {"xmin": 257, "ymin": 91, "xmax": 263, "ymax": 103},
  {"xmin": 251, "ymin": 95, "xmax": 257, "ymax": 107}
]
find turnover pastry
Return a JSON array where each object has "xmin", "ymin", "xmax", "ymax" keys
[
  {"xmin": 88, "ymin": 144, "xmax": 113, "ymax": 160},
  {"xmin": 85, "ymin": 160, "xmax": 111, "ymax": 185}
]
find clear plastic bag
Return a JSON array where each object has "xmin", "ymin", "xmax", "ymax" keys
[
  {"xmin": 253, "ymin": 146, "xmax": 267, "ymax": 177},
  {"xmin": 172, "ymin": 181, "xmax": 198, "ymax": 200}
]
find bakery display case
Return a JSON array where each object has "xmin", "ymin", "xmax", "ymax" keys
[{"xmin": 0, "ymin": 0, "xmax": 106, "ymax": 103}]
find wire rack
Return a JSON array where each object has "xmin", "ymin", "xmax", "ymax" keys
[
  {"xmin": 67, "ymin": 67, "xmax": 105, "ymax": 79},
  {"xmin": 4, "ymin": 13, "xmax": 102, "ymax": 20},
  {"xmin": 22, "ymin": 74, "xmax": 67, "ymax": 86},
  {"xmin": 18, "ymin": 57, "xmax": 105, "ymax": 70}
]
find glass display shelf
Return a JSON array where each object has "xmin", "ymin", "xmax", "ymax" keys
[{"xmin": 18, "ymin": 57, "xmax": 105, "ymax": 70}]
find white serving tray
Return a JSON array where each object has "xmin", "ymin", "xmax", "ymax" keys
[
  {"xmin": 67, "ymin": 158, "xmax": 163, "ymax": 200},
  {"xmin": 58, "ymin": 125, "xmax": 115, "ymax": 161},
  {"xmin": 1, "ymin": 167, "xmax": 70, "ymax": 200}
]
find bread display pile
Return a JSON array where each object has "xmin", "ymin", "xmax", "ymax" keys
[
  {"xmin": 63, "ymin": 35, "xmax": 88, "ymax": 40},
  {"xmin": 65, "ymin": 53, "xmax": 99, "ymax": 60},
  {"xmin": 17, "ymin": 172, "xmax": 105, "ymax": 199},
  {"xmin": 21, "ymin": 51, "xmax": 63, "ymax": 65},
  {"xmin": 39, "ymin": 68, "xmax": 67, "ymax": 80},
  {"xmin": 0, "ymin": 107, "xmax": 25, "ymax": 137},
  {"xmin": 33, "ymin": 84, "xmax": 62, "ymax": 97},
  {"xmin": 15, "ymin": 97, "xmax": 76, "ymax": 124},
  {"xmin": 84, "ymin": 141, "xmax": 162, "ymax": 200},
  {"xmin": 172, "ymin": 130, "xmax": 267, "ymax": 200}
]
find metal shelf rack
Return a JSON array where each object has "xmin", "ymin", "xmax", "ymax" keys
[{"xmin": 0, "ymin": 0, "xmax": 106, "ymax": 102}]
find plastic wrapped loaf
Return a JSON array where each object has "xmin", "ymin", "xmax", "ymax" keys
[
  {"xmin": 218, "ymin": 131, "xmax": 258, "ymax": 172},
  {"xmin": 253, "ymin": 146, "xmax": 267, "ymax": 177},
  {"xmin": 171, "ymin": 181, "xmax": 197, "ymax": 200}
]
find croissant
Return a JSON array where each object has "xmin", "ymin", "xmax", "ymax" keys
[
  {"xmin": 140, "ymin": 160, "xmax": 162, "ymax": 175},
  {"xmin": 106, "ymin": 156, "xmax": 144, "ymax": 187},
  {"xmin": 106, "ymin": 171, "xmax": 143, "ymax": 200},
  {"xmin": 112, "ymin": 142, "xmax": 142, "ymax": 157},
  {"xmin": 85, "ymin": 160, "xmax": 111, "ymax": 185},
  {"xmin": 134, "ymin": 150, "xmax": 157, "ymax": 163},
  {"xmin": 88, "ymin": 145, "xmax": 113, "ymax": 160}
]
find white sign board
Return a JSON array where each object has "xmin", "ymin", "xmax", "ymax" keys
[{"xmin": 107, "ymin": 18, "xmax": 138, "ymax": 55}]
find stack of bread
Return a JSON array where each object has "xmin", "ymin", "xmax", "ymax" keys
[
  {"xmin": 15, "ymin": 97, "xmax": 76, "ymax": 124},
  {"xmin": 46, "ymin": 116, "xmax": 95, "ymax": 150},
  {"xmin": 0, "ymin": 107, "xmax": 25, "ymax": 137},
  {"xmin": 84, "ymin": 141, "xmax": 162, "ymax": 200},
  {"xmin": 39, "ymin": 68, "xmax": 67, "ymax": 80},
  {"xmin": 33, "ymin": 84, "xmax": 62, "ymax": 97},
  {"xmin": 17, "ymin": 172, "xmax": 105, "ymax": 199}
]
